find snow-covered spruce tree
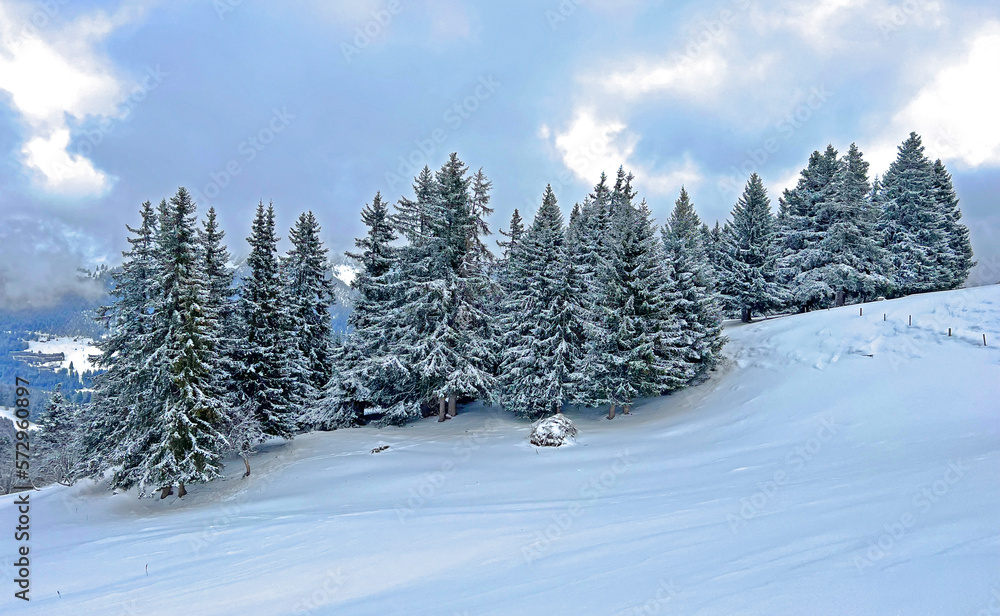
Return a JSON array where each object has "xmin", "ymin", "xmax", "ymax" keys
[
  {"xmin": 717, "ymin": 174, "xmax": 785, "ymax": 322},
  {"xmin": 306, "ymin": 191, "xmax": 406, "ymax": 429},
  {"xmin": 584, "ymin": 189, "xmax": 692, "ymax": 419},
  {"xmin": 198, "ymin": 206, "xmax": 239, "ymax": 402},
  {"xmin": 818, "ymin": 143, "xmax": 893, "ymax": 305},
  {"xmin": 82, "ymin": 201, "xmax": 166, "ymax": 483},
  {"xmin": 198, "ymin": 207, "xmax": 265, "ymax": 475},
  {"xmin": 283, "ymin": 211, "xmax": 336, "ymax": 405},
  {"xmin": 427, "ymin": 153, "xmax": 495, "ymax": 418},
  {"xmin": 140, "ymin": 187, "xmax": 228, "ymax": 497},
  {"xmin": 778, "ymin": 144, "xmax": 892, "ymax": 308},
  {"xmin": 879, "ymin": 132, "xmax": 955, "ymax": 296},
  {"xmin": 378, "ymin": 155, "xmax": 496, "ymax": 423},
  {"xmin": 497, "ymin": 185, "xmax": 585, "ymax": 419},
  {"xmin": 234, "ymin": 202, "xmax": 299, "ymax": 440},
  {"xmin": 493, "ymin": 207, "xmax": 526, "ymax": 356},
  {"xmin": 775, "ymin": 146, "xmax": 839, "ymax": 311},
  {"xmin": 496, "ymin": 208, "xmax": 525, "ymax": 265},
  {"xmin": 468, "ymin": 168, "xmax": 496, "ymax": 268},
  {"xmin": 930, "ymin": 158, "xmax": 975, "ymax": 289},
  {"xmin": 361, "ymin": 167, "xmax": 445, "ymax": 425},
  {"xmin": 662, "ymin": 188, "xmax": 725, "ymax": 382},
  {"xmin": 565, "ymin": 174, "xmax": 614, "ymax": 408},
  {"xmin": 465, "ymin": 166, "xmax": 502, "ymax": 385},
  {"xmin": 34, "ymin": 385, "xmax": 79, "ymax": 485}
]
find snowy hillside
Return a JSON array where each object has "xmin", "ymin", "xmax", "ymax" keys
[
  {"xmin": 5, "ymin": 286, "xmax": 999, "ymax": 615},
  {"xmin": 25, "ymin": 337, "xmax": 101, "ymax": 373}
]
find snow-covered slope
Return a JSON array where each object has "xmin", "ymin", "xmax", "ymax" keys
[
  {"xmin": 25, "ymin": 336, "xmax": 101, "ymax": 372},
  {"xmin": 5, "ymin": 286, "xmax": 999, "ymax": 615}
]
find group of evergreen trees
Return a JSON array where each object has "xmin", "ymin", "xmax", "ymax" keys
[
  {"xmin": 308, "ymin": 156, "xmax": 725, "ymax": 430},
  {"xmin": 713, "ymin": 133, "xmax": 974, "ymax": 321},
  {"xmin": 67, "ymin": 191, "xmax": 336, "ymax": 497},
  {"xmin": 30, "ymin": 132, "xmax": 972, "ymax": 497}
]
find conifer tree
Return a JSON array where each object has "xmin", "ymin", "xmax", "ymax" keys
[
  {"xmin": 931, "ymin": 158, "xmax": 975, "ymax": 288},
  {"xmin": 307, "ymin": 192, "xmax": 405, "ymax": 429},
  {"xmin": 776, "ymin": 146, "xmax": 840, "ymax": 310},
  {"xmin": 283, "ymin": 211, "xmax": 336, "ymax": 402},
  {"xmin": 498, "ymin": 185, "xmax": 585, "ymax": 418},
  {"xmin": 83, "ymin": 201, "xmax": 165, "ymax": 482},
  {"xmin": 879, "ymin": 133, "xmax": 954, "ymax": 295},
  {"xmin": 497, "ymin": 208, "xmax": 525, "ymax": 262},
  {"xmin": 199, "ymin": 207, "xmax": 238, "ymax": 403},
  {"xmin": 582, "ymin": 180, "xmax": 691, "ymax": 417},
  {"xmin": 717, "ymin": 174, "xmax": 785, "ymax": 322},
  {"xmin": 663, "ymin": 188, "xmax": 725, "ymax": 381},
  {"xmin": 35, "ymin": 385, "xmax": 78, "ymax": 485},
  {"xmin": 234, "ymin": 202, "xmax": 299, "ymax": 439},
  {"xmin": 141, "ymin": 187, "xmax": 228, "ymax": 496}
]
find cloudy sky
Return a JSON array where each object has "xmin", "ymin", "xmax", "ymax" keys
[{"xmin": 1, "ymin": 0, "xmax": 998, "ymax": 306}]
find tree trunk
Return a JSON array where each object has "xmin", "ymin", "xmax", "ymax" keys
[
  {"xmin": 447, "ymin": 395, "xmax": 457, "ymax": 418},
  {"xmin": 177, "ymin": 483, "xmax": 187, "ymax": 498},
  {"xmin": 607, "ymin": 404, "xmax": 616, "ymax": 420},
  {"xmin": 160, "ymin": 486, "xmax": 173, "ymax": 500},
  {"xmin": 437, "ymin": 396, "xmax": 447, "ymax": 422},
  {"xmin": 835, "ymin": 288, "xmax": 846, "ymax": 307},
  {"xmin": 623, "ymin": 404, "xmax": 631, "ymax": 415},
  {"xmin": 741, "ymin": 307, "xmax": 752, "ymax": 323},
  {"xmin": 242, "ymin": 456, "xmax": 251, "ymax": 478}
]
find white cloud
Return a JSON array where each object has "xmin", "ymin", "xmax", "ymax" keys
[
  {"xmin": 603, "ymin": 51, "xmax": 728, "ymax": 101},
  {"xmin": 769, "ymin": 0, "xmax": 869, "ymax": 48},
  {"xmin": 543, "ymin": 107, "xmax": 702, "ymax": 196},
  {"xmin": 868, "ymin": 21, "xmax": 1000, "ymax": 171},
  {"xmin": 21, "ymin": 128, "xmax": 109, "ymax": 196},
  {"xmin": 894, "ymin": 22, "xmax": 1000, "ymax": 167},
  {"xmin": 0, "ymin": 1, "xmax": 148, "ymax": 197},
  {"xmin": 546, "ymin": 108, "xmax": 637, "ymax": 184}
]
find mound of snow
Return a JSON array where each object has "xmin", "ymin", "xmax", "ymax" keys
[{"xmin": 529, "ymin": 413, "xmax": 578, "ymax": 447}]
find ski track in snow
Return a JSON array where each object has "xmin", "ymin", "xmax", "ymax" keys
[{"xmin": 3, "ymin": 286, "xmax": 999, "ymax": 615}]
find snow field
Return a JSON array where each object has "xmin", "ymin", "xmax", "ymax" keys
[{"xmin": 3, "ymin": 286, "xmax": 998, "ymax": 615}]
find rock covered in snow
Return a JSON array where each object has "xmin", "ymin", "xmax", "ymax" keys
[{"xmin": 529, "ymin": 414, "xmax": 578, "ymax": 447}]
